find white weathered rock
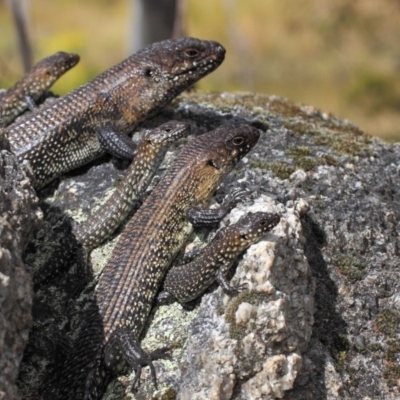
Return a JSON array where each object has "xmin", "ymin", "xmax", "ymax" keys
[{"xmin": 176, "ymin": 195, "xmax": 314, "ymax": 399}]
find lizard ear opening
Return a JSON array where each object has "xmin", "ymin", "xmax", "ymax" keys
[{"xmin": 207, "ymin": 159, "xmax": 220, "ymax": 169}]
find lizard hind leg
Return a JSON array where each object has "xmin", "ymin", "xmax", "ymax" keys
[{"xmin": 104, "ymin": 327, "xmax": 171, "ymax": 391}]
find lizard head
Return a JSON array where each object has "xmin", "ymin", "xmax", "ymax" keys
[
  {"xmin": 205, "ymin": 124, "xmax": 260, "ymax": 172},
  {"xmin": 211, "ymin": 211, "xmax": 280, "ymax": 261},
  {"xmin": 137, "ymin": 37, "xmax": 225, "ymax": 93},
  {"xmin": 30, "ymin": 52, "xmax": 80, "ymax": 88},
  {"xmin": 144, "ymin": 120, "xmax": 191, "ymax": 145},
  {"xmin": 234, "ymin": 212, "xmax": 281, "ymax": 245}
]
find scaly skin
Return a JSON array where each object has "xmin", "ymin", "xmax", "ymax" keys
[
  {"xmin": 0, "ymin": 52, "xmax": 79, "ymax": 127},
  {"xmin": 44, "ymin": 124, "xmax": 260, "ymax": 400},
  {"xmin": 161, "ymin": 212, "xmax": 281, "ymax": 303},
  {"xmin": 74, "ymin": 120, "xmax": 190, "ymax": 251},
  {"xmin": 6, "ymin": 37, "xmax": 225, "ymax": 189}
]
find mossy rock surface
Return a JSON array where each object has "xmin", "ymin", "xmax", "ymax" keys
[{"xmin": 8, "ymin": 92, "xmax": 400, "ymax": 400}]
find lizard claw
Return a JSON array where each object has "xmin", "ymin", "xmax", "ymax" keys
[
  {"xmin": 149, "ymin": 346, "xmax": 172, "ymax": 362},
  {"xmin": 225, "ymin": 281, "xmax": 248, "ymax": 296},
  {"xmin": 131, "ymin": 346, "xmax": 171, "ymax": 391}
]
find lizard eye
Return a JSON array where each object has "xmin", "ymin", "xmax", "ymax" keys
[
  {"xmin": 241, "ymin": 234, "xmax": 249, "ymax": 240},
  {"xmin": 184, "ymin": 49, "xmax": 200, "ymax": 58},
  {"xmin": 231, "ymin": 136, "xmax": 244, "ymax": 146}
]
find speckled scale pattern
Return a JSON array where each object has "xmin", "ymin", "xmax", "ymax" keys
[
  {"xmin": 6, "ymin": 37, "xmax": 226, "ymax": 189},
  {"xmin": 0, "ymin": 52, "xmax": 79, "ymax": 127},
  {"xmin": 74, "ymin": 120, "xmax": 190, "ymax": 251},
  {"xmin": 47, "ymin": 124, "xmax": 259, "ymax": 400},
  {"xmin": 163, "ymin": 211, "xmax": 281, "ymax": 303},
  {"xmin": 96, "ymin": 125, "xmax": 260, "ymax": 340}
]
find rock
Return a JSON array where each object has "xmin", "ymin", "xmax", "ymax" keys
[
  {"xmin": 174, "ymin": 196, "xmax": 312, "ymax": 400},
  {"xmin": 14, "ymin": 92, "xmax": 400, "ymax": 399},
  {"xmin": 0, "ymin": 151, "xmax": 42, "ymax": 400}
]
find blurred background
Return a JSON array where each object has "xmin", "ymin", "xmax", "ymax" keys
[{"xmin": 1, "ymin": 0, "xmax": 399, "ymax": 140}]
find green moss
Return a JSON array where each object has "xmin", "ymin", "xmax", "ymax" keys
[
  {"xmin": 375, "ymin": 309, "xmax": 400, "ymax": 337},
  {"xmin": 332, "ymin": 254, "xmax": 366, "ymax": 282},
  {"xmin": 270, "ymin": 162, "xmax": 296, "ymax": 180},
  {"xmin": 382, "ymin": 338, "xmax": 400, "ymax": 388},
  {"xmin": 284, "ymin": 121, "xmax": 318, "ymax": 136},
  {"xmin": 314, "ymin": 134, "xmax": 330, "ymax": 146},
  {"xmin": 152, "ymin": 387, "xmax": 177, "ymax": 400},
  {"xmin": 327, "ymin": 333, "xmax": 361, "ymax": 387},
  {"xmin": 225, "ymin": 290, "xmax": 271, "ymax": 340},
  {"xmin": 322, "ymin": 154, "xmax": 338, "ymax": 166},
  {"xmin": 386, "ymin": 338, "xmax": 400, "ymax": 361},
  {"xmin": 249, "ymin": 159, "xmax": 270, "ymax": 170},
  {"xmin": 176, "ymin": 92, "xmax": 372, "ymax": 157},
  {"xmin": 314, "ymin": 130, "xmax": 372, "ymax": 157},
  {"xmin": 330, "ymin": 333, "xmax": 351, "ymax": 375},
  {"xmin": 295, "ymin": 156, "xmax": 325, "ymax": 171},
  {"xmin": 335, "ymin": 350, "xmax": 348, "ymax": 371},
  {"xmin": 368, "ymin": 342, "xmax": 384, "ymax": 353},
  {"xmin": 285, "ymin": 145, "xmax": 311, "ymax": 157},
  {"xmin": 250, "ymin": 160, "xmax": 296, "ymax": 180},
  {"xmin": 253, "ymin": 146, "xmax": 338, "ymax": 176},
  {"xmin": 285, "ymin": 145, "xmax": 338, "ymax": 172},
  {"xmin": 267, "ymin": 97, "xmax": 310, "ymax": 119},
  {"xmin": 383, "ymin": 364, "xmax": 400, "ymax": 388},
  {"xmin": 232, "ymin": 340, "xmax": 265, "ymax": 375}
]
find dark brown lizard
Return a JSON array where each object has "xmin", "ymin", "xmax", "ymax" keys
[
  {"xmin": 6, "ymin": 37, "xmax": 225, "ymax": 189},
  {"xmin": 0, "ymin": 51, "xmax": 79, "ymax": 127},
  {"xmin": 44, "ymin": 124, "xmax": 260, "ymax": 399},
  {"xmin": 73, "ymin": 120, "xmax": 190, "ymax": 251},
  {"xmin": 159, "ymin": 211, "xmax": 281, "ymax": 303},
  {"xmin": 30, "ymin": 120, "xmax": 190, "ymax": 290}
]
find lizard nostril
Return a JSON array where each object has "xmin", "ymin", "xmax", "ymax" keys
[{"xmin": 143, "ymin": 68, "xmax": 152, "ymax": 77}]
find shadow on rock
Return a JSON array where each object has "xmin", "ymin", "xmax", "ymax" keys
[
  {"xmin": 284, "ymin": 213, "xmax": 349, "ymax": 400},
  {"xmin": 17, "ymin": 200, "xmax": 95, "ymax": 398}
]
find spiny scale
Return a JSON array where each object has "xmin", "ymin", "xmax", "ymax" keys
[
  {"xmin": 46, "ymin": 124, "xmax": 259, "ymax": 399},
  {"xmin": 162, "ymin": 211, "xmax": 281, "ymax": 303},
  {"xmin": 97, "ymin": 125, "xmax": 259, "ymax": 339},
  {"xmin": 5, "ymin": 37, "xmax": 225, "ymax": 189},
  {"xmin": 74, "ymin": 120, "xmax": 190, "ymax": 251}
]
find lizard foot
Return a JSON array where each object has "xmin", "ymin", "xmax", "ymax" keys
[{"xmin": 105, "ymin": 327, "xmax": 171, "ymax": 391}]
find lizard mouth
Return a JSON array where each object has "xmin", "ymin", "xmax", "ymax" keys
[{"xmin": 172, "ymin": 58, "xmax": 224, "ymax": 78}]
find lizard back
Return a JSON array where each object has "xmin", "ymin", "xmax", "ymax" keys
[
  {"xmin": 6, "ymin": 38, "xmax": 225, "ymax": 188},
  {"xmin": 45, "ymin": 124, "xmax": 259, "ymax": 400},
  {"xmin": 97, "ymin": 133, "xmax": 224, "ymax": 337}
]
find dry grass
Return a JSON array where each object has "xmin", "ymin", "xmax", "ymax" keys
[{"xmin": 1, "ymin": 0, "xmax": 399, "ymax": 140}]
